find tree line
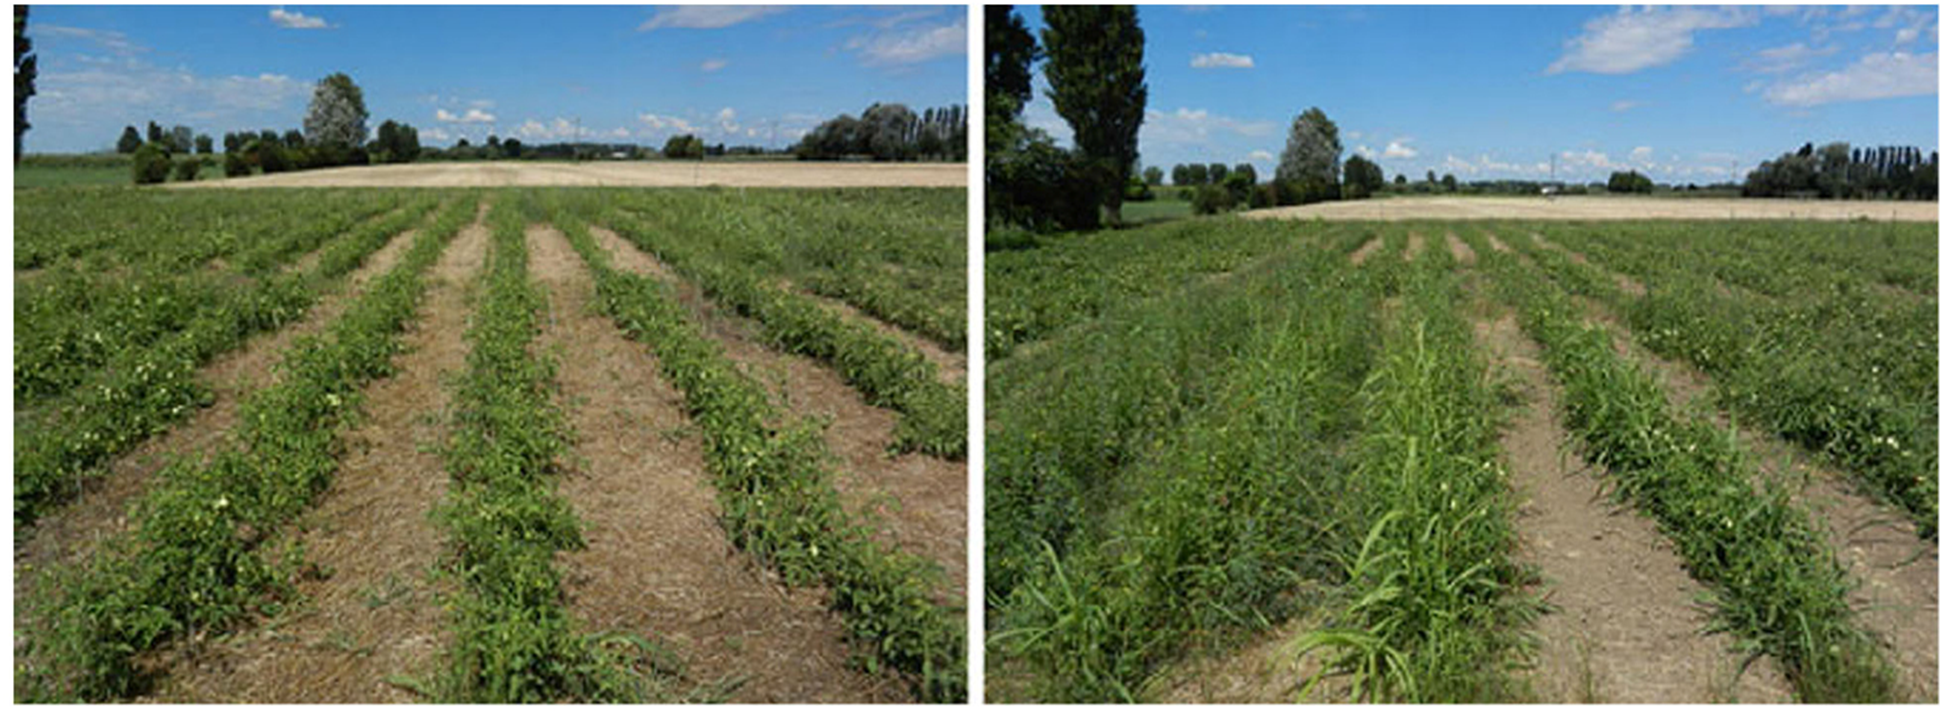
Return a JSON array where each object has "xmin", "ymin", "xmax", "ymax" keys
[
  {"xmin": 792, "ymin": 103, "xmax": 968, "ymax": 161},
  {"xmin": 1743, "ymin": 142, "xmax": 1938, "ymax": 200}
]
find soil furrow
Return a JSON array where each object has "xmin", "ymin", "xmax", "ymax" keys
[
  {"xmin": 1446, "ymin": 231, "xmax": 1476, "ymax": 265},
  {"xmin": 143, "ymin": 204, "xmax": 491, "ymax": 703},
  {"xmin": 15, "ymin": 221, "xmax": 429, "ymax": 601},
  {"xmin": 1473, "ymin": 310, "xmax": 1792, "ymax": 703},
  {"xmin": 1403, "ymin": 232, "xmax": 1425, "ymax": 262},
  {"xmin": 587, "ymin": 225, "xmax": 967, "ymax": 595},
  {"xmin": 529, "ymin": 225, "xmax": 904, "ymax": 702},
  {"xmin": 1348, "ymin": 236, "xmax": 1383, "ymax": 265}
]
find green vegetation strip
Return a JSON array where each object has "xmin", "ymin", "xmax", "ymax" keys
[
  {"xmin": 14, "ymin": 196, "xmax": 444, "ymax": 527},
  {"xmin": 16, "ymin": 196, "xmax": 477, "ymax": 702},
  {"xmin": 1473, "ymin": 231, "xmax": 1902, "ymax": 702},
  {"xmin": 550, "ymin": 206, "xmax": 965, "ymax": 702},
  {"xmin": 430, "ymin": 200, "xmax": 657, "ymax": 702},
  {"xmin": 1291, "ymin": 244, "xmax": 1530, "ymax": 703},
  {"xmin": 601, "ymin": 207, "xmax": 966, "ymax": 459},
  {"xmin": 990, "ymin": 235, "xmax": 1380, "ymax": 702}
]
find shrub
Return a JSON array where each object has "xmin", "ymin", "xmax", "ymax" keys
[
  {"xmin": 1249, "ymin": 183, "xmax": 1277, "ymax": 209},
  {"xmin": 257, "ymin": 143, "xmax": 291, "ymax": 174},
  {"xmin": 171, "ymin": 157, "xmax": 201, "ymax": 182},
  {"xmin": 131, "ymin": 143, "xmax": 171, "ymax": 185},
  {"xmin": 223, "ymin": 151, "xmax": 251, "ymax": 177},
  {"xmin": 1191, "ymin": 184, "xmax": 1236, "ymax": 215}
]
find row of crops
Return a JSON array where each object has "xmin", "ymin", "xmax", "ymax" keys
[
  {"xmin": 16, "ymin": 187, "xmax": 968, "ymax": 703},
  {"xmin": 986, "ymin": 216, "xmax": 1932, "ymax": 702}
]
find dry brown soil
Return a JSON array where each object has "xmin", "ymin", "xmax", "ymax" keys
[
  {"xmin": 143, "ymin": 204, "xmax": 491, "ymax": 702},
  {"xmin": 1446, "ymin": 232, "xmax": 1476, "ymax": 265},
  {"xmin": 1246, "ymin": 196, "xmax": 1937, "ymax": 222},
  {"xmin": 1348, "ymin": 237, "xmax": 1384, "ymax": 265},
  {"xmin": 1403, "ymin": 232, "xmax": 1425, "ymax": 262},
  {"xmin": 171, "ymin": 161, "xmax": 966, "ymax": 189},
  {"xmin": 792, "ymin": 285, "xmax": 966, "ymax": 385},
  {"xmin": 528, "ymin": 225, "xmax": 904, "ymax": 702}
]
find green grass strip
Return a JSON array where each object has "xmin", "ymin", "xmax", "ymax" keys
[
  {"xmin": 550, "ymin": 204, "xmax": 965, "ymax": 703},
  {"xmin": 1473, "ymin": 231, "xmax": 1902, "ymax": 702},
  {"xmin": 16, "ymin": 195, "xmax": 478, "ymax": 702},
  {"xmin": 1292, "ymin": 243, "xmax": 1532, "ymax": 703}
]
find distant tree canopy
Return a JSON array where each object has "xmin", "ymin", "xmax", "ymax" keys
[
  {"xmin": 1277, "ymin": 107, "xmax": 1341, "ymax": 204},
  {"xmin": 662, "ymin": 133, "xmax": 705, "ymax": 159},
  {"xmin": 1342, "ymin": 154, "xmax": 1385, "ymax": 199},
  {"xmin": 194, "ymin": 133, "xmax": 213, "ymax": 154},
  {"xmin": 1744, "ymin": 142, "xmax": 1937, "ymax": 200},
  {"xmin": 1042, "ymin": 4, "xmax": 1147, "ymax": 225},
  {"xmin": 1607, "ymin": 170, "xmax": 1654, "ymax": 194},
  {"xmin": 1142, "ymin": 165, "xmax": 1163, "ymax": 186},
  {"xmin": 794, "ymin": 102, "xmax": 965, "ymax": 161},
  {"xmin": 371, "ymin": 119, "xmax": 421, "ymax": 164},
  {"xmin": 985, "ymin": 6, "xmax": 1100, "ymax": 234},
  {"xmin": 304, "ymin": 72, "xmax": 368, "ymax": 148},
  {"xmin": 116, "ymin": 125, "xmax": 142, "ymax": 154}
]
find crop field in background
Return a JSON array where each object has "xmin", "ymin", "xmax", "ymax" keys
[
  {"xmin": 13, "ymin": 185, "xmax": 967, "ymax": 703},
  {"xmin": 985, "ymin": 215, "xmax": 1936, "ymax": 703}
]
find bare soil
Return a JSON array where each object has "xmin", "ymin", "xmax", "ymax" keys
[
  {"xmin": 1246, "ymin": 196, "xmax": 1937, "ymax": 222},
  {"xmin": 173, "ymin": 161, "xmax": 966, "ymax": 189},
  {"xmin": 143, "ymin": 204, "xmax": 492, "ymax": 702},
  {"xmin": 1530, "ymin": 233, "xmax": 1647, "ymax": 297},
  {"xmin": 1485, "ymin": 232, "xmax": 1512, "ymax": 253},
  {"xmin": 1446, "ymin": 232, "xmax": 1476, "ymax": 265},
  {"xmin": 1145, "ymin": 612, "xmax": 1341, "ymax": 703},
  {"xmin": 1473, "ymin": 311, "xmax": 1792, "ymax": 703},
  {"xmin": 1403, "ymin": 232, "xmax": 1425, "ymax": 262},
  {"xmin": 527, "ymin": 225, "xmax": 904, "ymax": 702},
  {"xmin": 586, "ymin": 226, "xmax": 968, "ymax": 596},
  {"xmin": 1348, "ymin": 237, "xmax": 1383, "ymax": 265},
  {"xmin": 14, "ymin": 220, "xmax": 427, "ymax": 621}
]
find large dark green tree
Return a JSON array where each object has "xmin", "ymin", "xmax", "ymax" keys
[
  {"xmin": 985, "ymin": 5, "xmax": 1100, "ymax": 233},
  {"xmin": 15, "ymin": 5, "xmax": 34, "ymax": 162},
  {"xmin": 116, "ymin": 125, "xmax": 142, "ymax": 154},
  {"xmin": 1342, "ymin": 154, "xmax": 1385, "ymax": 199},
  {"xmin": 985, "ymin": 5, "xmax": 1039, "ymax": 124},
  {"xmin": 1276, "ymin": 107, "xmax": 1341, "ymax": 204},
  {"xmin": 304, "ymin": 72, "xmax": 368, "ymax": 148},
  {"xmin": 1041, "ymin": 5, "xmax": 1147, "ymax": 225}
]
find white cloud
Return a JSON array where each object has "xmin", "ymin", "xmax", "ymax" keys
[
  {"xmin": 639, "ymin": 6, "xmax": 784, "ymax": 31},
  {"xmin": 1895, "ymin": 27, "xmax": 1921, "ymax": 45},
  {"xmin": 610, "ymin": 127, "xmax": 631, "ymax": 138},
  {"xmin": 1610, "ymin": 99, "xmax": 1641, "ymax": 112},
  {"xmin": 1383, "ymin": 138, "xmax": 1418, "ymax": 159},
  {"xmin": 269, "ymin": 8, "xmax": 330, "ymax": 30},
  {"xmin": 36, "ymin": 24, "xmax": 141, "ymax": 54},
  {"xmin": 1746, "ymin": 42, "xmax": 1836, "ymax": 74},
  {"xmin": 1548, "ymin": 6, "xmax": 1755, "ymax": 74},
  {"xmin": 845, "ymin": 15, "xmax": 966, "ymax": 66},
  {"xmin": 1353, "ymin": 144, "xmax": 1376, "ymax": 158},
  {"xmin": 436, "ymin": 108, "xmax": 497, "ymax": 124},
  {"xmin": 700, "ymin": 58, "xmax": 729, "ymax": 72},
  {"xmin": 1249, "ymin": 150, "xmax": 1274, "ymax": 162},
  {"xmin": 637, "ymin": 113, "xmax": 698, "ymax": 134},
  {"xmin": 1190, "ymin": 52, "xmax": 1254, "ymax": 69},
  {"xmin": 515, "ymin": 118, "xmax": 585, "ymax": 141},
  {"xmin": 421, "ymin": 127, "xmax": 453, "ymax": 142},
  {"xmin": 1631, "ymin": 146, "xmax": 1655, "ymax": 163},
  {"xmin": 1764, "ymin": 51, "xmax": 1938, "ymax": 107}
]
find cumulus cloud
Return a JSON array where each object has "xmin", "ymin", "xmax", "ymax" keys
[
  {"xmin": 269, "ymin": 7, "xmax": 331, "ymax": 29},
  {"xmin": 845, "ymin": 15, "xmax": 966, "ymax": 66},
  {"xmin": 420, "ymin": 127, "xmax": 452, "ymax": 142},
  {"xmin": 1764, "ymin": 51, "xmax": 1937, "ymax": 106},
  {"xmin": 700, "ymin": 58, "xmax": 729, "ymax": 72},
  {"xmin": 1190, "ymin": 52, "xmax": 1254, "ymax": 69},
  {"xmin": 1548, "ymin": 6, "xmax": 1755, "ymax": 74},
  {"xmin": 1610, "ymin": 99, "xmax": 1641, "ymax": 112},
  {"xmin": 1383, "ymin": 138, "xmax": 1418, "ymax": 159},
  {"xmin": 436, "ymin": 108, "xmax": 497, "ymax": 124},
  {"xmin": 1249, "ymin": 150, "xmax": 1275, "ymax": 162},
  {"xmin": 639, "ymin": 6, "xmax": 784, "ymax": 31},
  {"xmin": 637, "ymin": 113, "xmax": 698, "ymax": 134},
  {"xmin": 1631, "ymin": 146, "xmax": 1655, "ymax": 163}
]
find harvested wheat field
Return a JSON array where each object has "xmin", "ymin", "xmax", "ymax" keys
[
  {"xmin": 1244, "ymin": 195, "xmax": 1938, "ymax": 222},
  {"xmin": 167, "ymin": 160, "xmax": 968, "ymax": 189}
]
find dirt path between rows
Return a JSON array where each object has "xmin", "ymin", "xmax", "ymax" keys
[
  {"xmin": 587, "ymin": 226, "xmax": 967, "ymax": 596},
  {"xmin": 1564, "ymin": 289, "xmax": 1939, "ymax": 702},
  {"xmin": 790, "ymin": 286, "xmax": 966, "ymax": 385},
  {"xmin": 143, "ymin": 203, "xmax": 490, "ymax": 702},
  {"xmin": 1472, "ymin": 308, "xmax": 1791, "ymax": 703},
  {"xmin": 14, "ymin": 219, "xmax": 431, "ymax": 627},
  {"xmin": 1403, "ymin": 232, "xmax": 1425, "ymax": 262},
  {"xmin": 528, "ymin": 225, "xmax": 904, "ymax": 702},
  {"xmin": 1348, "ymin": 237, "xmax": 1384, "ymax": 265},
  {"xmin": 1529, "ymin": 233, "xmax": 1647, "ymax": 297},
  {"xmin": 1446, "ymin": 232, "xmax": 1476, "ymax": 265}
]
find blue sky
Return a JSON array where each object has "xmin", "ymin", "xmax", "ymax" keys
[
  {"xmin": 1015, "ymin": 5, "xmax": 1939, "ymax": 184},
  {"xmin": 23, "ymin": 5, "xmax": 967, "ymax": 153}
]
